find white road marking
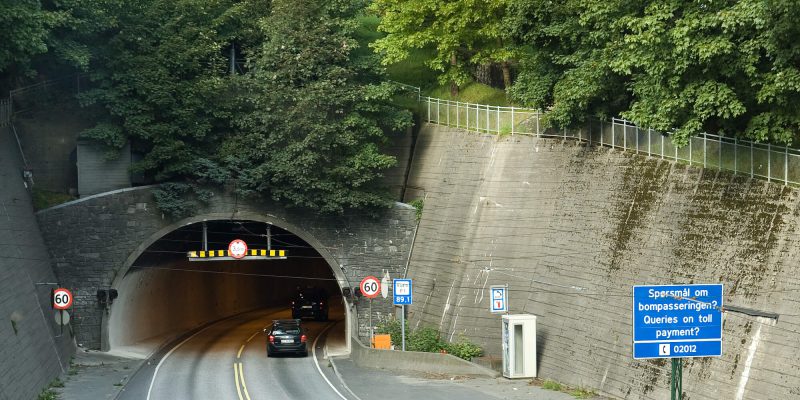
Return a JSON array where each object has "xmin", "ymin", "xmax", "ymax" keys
[
  {"xmin": 146, "ymin": 321, "xmax": 224, "ymax": 400},
  {"xmin": 312, "ymin": 323, "xmax": 349, "ymax": 400},
  {"xmin": 234, "ymin": 363, "xmax": 244, "ymax": 400},
  {"xmin": 238, "ymin": 363, "xmax": 251, "ymax": 400},
  {"xmin": 736, "ymin": 321, "xmax": 764, "ymax": 400}
]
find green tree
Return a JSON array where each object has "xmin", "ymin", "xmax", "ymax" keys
[
  {"xmin": 78, "ymin": 0, "xmax": 267, "ymax": 180},
  {"xmin": 228, "ymin": 0, "xmax": 412, "ymax": 213},
  {"xmin": 370, "ymin": 0, "xmax": 514, "ymax": 94},
  {"xmin": 508, "ymin": 0, "xmax": 800, "ymax": 145}
]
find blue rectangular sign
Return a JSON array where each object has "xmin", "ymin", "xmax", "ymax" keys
[
  {"xmin": 393, "ymin": 279, "xmax": 412, "ymax": 305},
  {"xmin": 632, "ymin": 284, "xmax": 723, "ymax": 359}
]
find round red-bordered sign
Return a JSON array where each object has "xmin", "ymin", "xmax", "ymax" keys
[
  {"xmin": 360, "ymin": 276, "xmax": 381, "ymax": 299},
  {"xmin": 229, "ymin": 239, "xmax": 248, "ymax": 259},
  {"xmin": 53, "ymin": 288, "xmax": 73, "ymax": 310}
]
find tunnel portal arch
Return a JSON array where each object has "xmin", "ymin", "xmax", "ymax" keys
[{"xmin": 36, "ymin": 186, "xmax": 417, "ymax": 350}]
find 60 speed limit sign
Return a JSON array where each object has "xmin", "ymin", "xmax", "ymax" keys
[
  {"xmin": 360, "ymin": 276, "xmax": 381, "ymax": 299},
  {"xmin": 53, "ymin": 288, "xmax": 73, "ymax": 310}
]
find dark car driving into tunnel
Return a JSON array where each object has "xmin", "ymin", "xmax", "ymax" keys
[
  {"xmin": 291, "ymin": 287, "xmax": 329, "ymax": 321},
  {"xmin": 265, "ymin": 319, "xmax": 308, "ymax": 357}
]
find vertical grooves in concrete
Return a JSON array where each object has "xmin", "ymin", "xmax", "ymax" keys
[
  {"xmin": 405, "ymin": 123, "xmax": 800, "ymax": 400},
  {"xmin": 0, "ymin": 127, "xmax": 75, "ymax": 400}
]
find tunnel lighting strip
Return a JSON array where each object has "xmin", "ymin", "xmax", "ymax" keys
[{"xmin": 187, "ymin": 249, "xmax": 287, "ymax": 261}]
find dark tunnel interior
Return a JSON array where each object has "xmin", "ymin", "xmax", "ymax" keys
[{"xmin": 107, "ymin": 220, "xmax": 345, "ymax": 351}]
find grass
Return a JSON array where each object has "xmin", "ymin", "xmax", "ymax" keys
[
  {"xmin": 50, "ymin": 379, "xmax": 64, "ymax": 388},
  {"xmin": 426, "ymin": 81, "xmax": 509, "ymax": 106},
  {"xmin": 32, "ymin": 188, "xmax": 74, "ymax": 211},
  {"xmin": 37, "ymin": 389, "xmax": 58, "ymax": 400},
  {"xmin": 539, "ymin": 379, "xmax": 597, "ymax": 399},
  {"xmin": 355, "ymin": 14, "xmax": 510, "ymax": 107}
]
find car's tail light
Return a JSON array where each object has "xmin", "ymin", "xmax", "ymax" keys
[
  {"xmin": 269, "ymin": 335, "xmax": 275, "ymax": 343},
  {"xmin": 300, "ymin": 334, "xmax": 307, "ymax": 343}
]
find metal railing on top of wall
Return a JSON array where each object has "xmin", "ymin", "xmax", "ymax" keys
[{"xmin": 419, "ymin": 96, "xmax": 800, "ymax": 186}]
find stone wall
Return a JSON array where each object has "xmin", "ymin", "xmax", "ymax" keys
[
  {"xmin": 36, "ymin": 187, "xmax": 417, "ymax": 350},
  {"xmin": 404, "ymin": 123, "xmax": 800, "ymax": 400},
  {"xmin": 0, "ymin": 127, "xmax": 74, "ymax": 400}
]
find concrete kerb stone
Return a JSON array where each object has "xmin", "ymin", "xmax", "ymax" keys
[{"xmin": 346, "ymin": 335, "xmax": 499, "ymax": 378}]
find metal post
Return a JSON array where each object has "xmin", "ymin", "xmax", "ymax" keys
[
  {"xmin": 785, "ymin": 145, "xmax": 789, "ymax": 185},
  {"xmin": 202, "ymin": 222, "xmax": 208, "ymax": 251},
  {"xmin": 267, "ymin": 224, "xmax": 272, "ymax": 251},
  {"xmin": 427, "ymin": 99, "xmax": 431, "ymax": 122},
  {"xmin": 536, "ymin": 113, "xmax": 540, "ymax": 137},
  {"xmin": 486, "ymin": 104, "xmax": 490, "ymax": 133},
  {"xmin": 661, "ymin": 132, "xmax": 664, "ymax": 159},
  {"xmin": 369, "ymin": 298, "xmax": 373, "ymax": 347},
  {"xmin": 768, "ymin": 143, "xmax": 771, "ymax": 182},
  {"xmin": 704, "ymin": 134, "xmax": 707, "ymax": 168},
  {"xmin": 401, "ymin": 305, "xmax": 406, "ymax": 351},
  {"xmin": 456, "ymin": 102, "xmax": 460, "ymax": 128},
  {"xmin": 750, "ymin": 141, "xmax": 754, "ymax": 178},
  {"xmin": 689, "ymin": 139, "xmax": 692, "ymax": 165},
  {"xmin": 437, "ymin": 98, "xmax": 440, "ymax": 124},
  {"xmin": 635, "ymin": 126, "xmax": 639, "ymax": 154},
  {"xmin": 648, "ymin": 128, "xmax": 651, "ymax": 157},
  {"xmin": 511, "ymin": 108, "xmax": 515, "ymax": 135},
  {"xmin": 623, "ymin": 123, "xmax": 627, "ymax": 150},
  {"xmin": 476, "ymin": 103, "xmax": 480, "ymax": 132},
  {"xmin": 671, "ymin": 358, "xmax": 683, "ymax": 400},
  {"xmin": 466, "ymin": 103, "xmax": 470, "ymax": 130},
  {"xmin": 612, "ymin": 120, "xmax": 616, "ymax": 148},
  {"xmin": 447, "ymin": 101, "xmax": 450, "ymax": 126},
  {"xmin": 496, "ymin": 107, "xmax": 500, "ymax": 134},
  {"xmin": 734, "ymin": 138, "xmax": 738, "ymax": 175}
]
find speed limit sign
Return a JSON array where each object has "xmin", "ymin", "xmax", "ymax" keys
[
  {"xmin": 228, "ymin": 239, "xmax": 248, "ymax": 259},
  {"xmin": 53, "ymin": 288, "xmax": 73, "ymax": 310},
  {"xmin": 360, "ymin": 276, "xmax": 381, "ymax": 299}
]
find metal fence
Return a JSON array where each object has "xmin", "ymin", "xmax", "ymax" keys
[{"xmin": 421, "ymin": 96, "xmax": 800, "ymax": 186}]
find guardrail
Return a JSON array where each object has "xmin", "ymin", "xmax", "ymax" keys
[{"xmin": 419, "ymin": 96, "xmax": 800, "ymax": 186}]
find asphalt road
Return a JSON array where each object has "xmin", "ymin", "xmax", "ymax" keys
[{"xmin": 118, "ymin": 308, "xmax": 348, "ymax": 400}]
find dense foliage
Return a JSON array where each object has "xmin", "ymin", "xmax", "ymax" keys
[
  {"xmin": 375, "ymin": 318, "xmax": 483, "ymax": 360},
  {"xmin": 372, "ymin": 0, "xmax": 800, "ymax": 146},
  {"xmin": 5, "ymin": 0, "xmax": 411, "ymax": 215}
]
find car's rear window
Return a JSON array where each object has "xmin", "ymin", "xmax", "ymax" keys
[{"xmin": 272, "ymin": 327, "xmax": 301, "ymax": 335}]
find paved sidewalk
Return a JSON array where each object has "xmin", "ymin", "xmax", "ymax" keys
[
  {"xmin": 329, "ymin": 355, "xmax": 596, "ymax": 400},
  {"xmin": 55, "ymin": 348, "xmax": 145, "ymax": 400}
]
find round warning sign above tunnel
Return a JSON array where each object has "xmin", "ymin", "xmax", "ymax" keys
[{"xmin": 228, "ymin": 239, "xmax": 248, "ymax": 259}]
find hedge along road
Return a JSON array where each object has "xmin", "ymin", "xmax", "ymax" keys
[{"xmin": 117, "ymin": 308, "xmax": 348, "ymax": 400}]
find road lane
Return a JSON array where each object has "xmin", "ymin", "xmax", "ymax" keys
[{"xmin": 136, "ymin": 307, "xmax": 346, "ymax": 400}]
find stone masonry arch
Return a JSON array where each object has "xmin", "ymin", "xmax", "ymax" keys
[{"xmin": 36, "ymin": 186, "xmax": 417, "ymax": 350}]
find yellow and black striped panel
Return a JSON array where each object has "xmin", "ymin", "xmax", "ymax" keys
[{"xmin": 187, "ymin": 249, "xmax": 287, "ymax": 258}]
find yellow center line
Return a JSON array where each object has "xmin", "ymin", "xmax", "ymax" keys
[
  {"xmin": 246, "ymin": 330, "xmax": 259, "ymax": 343},
  {"xmin": 238, "ymin": 363, "xmax": 252, "ymax": 400},
  {"xmin": 237, "ymin": 344, "xmax": 245, "ymax": 359},
  {"xmin": 233, "ymin": 363, "xmax": 244, "ymax": 400}
]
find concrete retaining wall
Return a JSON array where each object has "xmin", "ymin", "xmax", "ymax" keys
[
  {"xmin": 0, "ymin": 127, "xmax": 74, "ymax": 400},
  {"xmin": 404, "ymin": 123, "xmax": 800, "ymax": 400}
]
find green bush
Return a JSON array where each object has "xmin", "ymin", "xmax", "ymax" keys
[
  {"xmin": 408, "ymin": 327, "xmax": 446, "ymax": 353},
  {"xmin": 375, "ymin": 317, "xmax": 406, "ymax": 348},
  {"xmin": 446, "ymin": 336, "xmax": 483, "ymax": 361}
]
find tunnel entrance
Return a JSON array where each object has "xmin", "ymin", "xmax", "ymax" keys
[{"xmin": 105, "ymin": 220, "xmax": 349, "ymax": 355}]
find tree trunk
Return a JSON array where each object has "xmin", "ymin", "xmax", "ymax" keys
[
  {"xmin": 501, "ymin": 61, "xmax": 512, "ymax": 90},
  {"xmin": 475, "ymin": 63, "xmax": 492, "ymax": 86},
  {"xmin": 450, "ymin": 53, "xmax": 459, "ymax": 97}
]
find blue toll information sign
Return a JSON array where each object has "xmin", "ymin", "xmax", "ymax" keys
[
  {"xmin": 393, "ymin": 279, "xmax": 412, "ymax": 305},
  {"xmin": 632, "ymin": 284, "xmax": 723, "ymax": 359}
]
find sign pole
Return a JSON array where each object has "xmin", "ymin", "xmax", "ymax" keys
[
  {"xmin": 60, "ymin": 310, "xmax": 63, "ymax": 335},
  {"xmin": 369, "ymin": 298, "xmax": 373, "ymax": 347},
  {"xmin": 401, "ymin": 304, "xmax": 405, "ymax": 351},
  {"xmin": 671, "ymin": 358, "xmax": 682, "ymax": 400}
]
